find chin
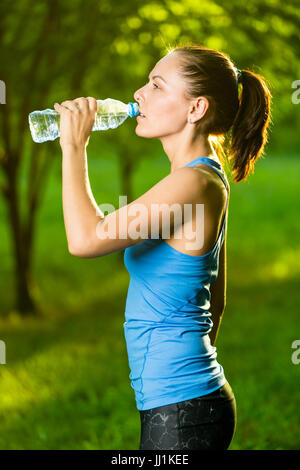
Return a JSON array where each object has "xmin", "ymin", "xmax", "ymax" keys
[
  {"xmin": 135, "ymin": 125, "xmax": 163, "ymax": 140},
  {"xmin": 135, "ymin": 127, "xmax": 153, "ymax": 139}
]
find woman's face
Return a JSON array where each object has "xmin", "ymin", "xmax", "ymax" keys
[{"xmin": 133, "ymin": 52, "xmax": 191, "ymax": 139}]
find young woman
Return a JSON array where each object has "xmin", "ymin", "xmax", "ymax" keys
[{"xmin": 54, "ymin": 45, "xmax": 271, "ymax": 450}]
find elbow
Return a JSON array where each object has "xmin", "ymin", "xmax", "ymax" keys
[
  {"xmin": 68, "ymin": 248, "xmax": 92, "ymax": 258},
  {"xmin": 68, "ymin": 245, "xmax": 85, "ymax": 258},
  {"xmin": 68, "ymin": 239, "xmax": 106, "ymax": 259},
  {"xmin": 68, "ymin": 239, "xmax": 91, "ymax": 258}
]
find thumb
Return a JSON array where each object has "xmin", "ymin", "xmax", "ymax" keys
[{"xmin": 54, "ymin": 102, "xmax": 64, "ymax": 112}]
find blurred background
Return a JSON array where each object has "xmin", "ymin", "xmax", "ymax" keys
[{"xmin": 0, "ymin": 0, "xmax": 300, "ymax": 450}]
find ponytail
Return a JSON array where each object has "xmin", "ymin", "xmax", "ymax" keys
[
  {"xmin": 229, "ymin": 70, "xmax": 272, "ymax": 183},
  {"xmin": 170, "ymin": 45, "xmax": 272, "ymax": 183}
]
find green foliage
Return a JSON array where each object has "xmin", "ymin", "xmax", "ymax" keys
[
  {"xmin": 0, "ymin": 151, "xmax": 299, "ymax": 450},
  {"xmin": 1, "ymin": 0, "xmax": 299, "ymax": 156},
  {"xmin": 1, "ymin": 0, "xmax": 300, "ymax": 451}
]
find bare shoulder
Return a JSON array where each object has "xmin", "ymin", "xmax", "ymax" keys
[
  {"xmin": 171, "ymin": 165, "xmax": 211, "ymax": 197},
  {"xmin": 186, "ymin": 165, "xmax": 227, "ymax": 199},
  {"xmin": 139, "ymin": 165, "xmax": 211, "ymax": 207}
]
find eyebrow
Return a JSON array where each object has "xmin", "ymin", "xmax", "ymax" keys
[{"xmin": 148, "ymin": 74, "xmax": 167, "ymax": 83}]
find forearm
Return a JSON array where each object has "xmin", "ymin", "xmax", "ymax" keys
[
  {"xmin": 209, "ymin": 308, "xmax": 224, "ymax": 346},
  {"xmin": 62, "ymin": 144, "xmax": 104, "ymax": 251},
  {"xmin": 208, "ymin": 241, "xmax": 226, "ymax": 346}
]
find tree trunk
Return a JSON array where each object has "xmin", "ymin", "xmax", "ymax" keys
[
  {"xmin": 14, "ymin": 254, "xmax": 37, "ymax": 316},
  {"xmin": 119, "ymin": 150, "xmax": 134, "ymax": 204},
  {"xmin": 3, "ymin": 152, "xmax": 38, "ymax": 316}
]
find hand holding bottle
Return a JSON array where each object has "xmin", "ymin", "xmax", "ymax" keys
[
  {"xmin": 53, "ymin": 97, "xmax": 98, "ymax": 149},
  {"xmin": 29, "ymin": 98, "xmax": 139, "ymax": 143}
]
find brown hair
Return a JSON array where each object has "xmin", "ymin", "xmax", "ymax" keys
[{"xmin": 168, "ymin": 44, "xmax": 272, "ymax": 183}]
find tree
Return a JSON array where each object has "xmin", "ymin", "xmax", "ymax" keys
[{"xmin": 0, "ymin": 0, "xmax": 299, "ymax": 316}]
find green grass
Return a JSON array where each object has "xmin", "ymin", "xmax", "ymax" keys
[{"xmin": 0, "ymin": 150, "xmax": 299, "ymax": 449}]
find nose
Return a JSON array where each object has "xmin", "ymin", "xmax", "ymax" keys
[{"xmin": 134, "ymin": 87, "xmax": 143, "ymax": 104}]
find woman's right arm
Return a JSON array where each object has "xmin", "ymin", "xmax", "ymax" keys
[{"xmin": 208, "ymin": 230, "xmax": 227, "ymax": 346}]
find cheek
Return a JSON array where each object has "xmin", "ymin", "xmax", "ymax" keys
[
  {"xmin": 136, "ymin": 95, "xmax": 187, "ymax": 132},
  {"xmin": 159, "ymin": 104, "xmax": 187, "ymax": 128},
  {"xmin": 161, "ymin": 96, "xmax": 187, "ymax": 120}
]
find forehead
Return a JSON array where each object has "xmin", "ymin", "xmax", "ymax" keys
[{"xmin": 151, "ymin": 52, "xmax": 183, "ymax": 83}]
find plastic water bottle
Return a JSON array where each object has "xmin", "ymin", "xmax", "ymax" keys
[{"xmin": 28, "ymin": 98, "xmax": 140, "ymax": 143}]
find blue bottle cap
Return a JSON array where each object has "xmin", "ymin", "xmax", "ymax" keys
[{"xmin": 128, "ymin": 102, "xmax": 139, "ymax": 117}]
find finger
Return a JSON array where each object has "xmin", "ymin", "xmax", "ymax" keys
[
  {"xmin": 73, "ymin": 97, "xmax": 89, "ymax": 111},
  {"xmin": 54, "ymin": 102, "xmax": 69, "ymax": 113},
  {"xmin": 86, "ymin": 97, "xmax": 98, "ymax": 113},
  {"xmin": 63, "ymin": 100, "xmax": 83, "ymax": 113}
]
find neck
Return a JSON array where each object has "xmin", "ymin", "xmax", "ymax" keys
[{"xmin": 160, "ymin": 132, "xmax": 217, "ymax": 173}]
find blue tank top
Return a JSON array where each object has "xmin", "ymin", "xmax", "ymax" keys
[{"xmin": 123, "ymin": 156, "xmax": 229, "ymax": 411}]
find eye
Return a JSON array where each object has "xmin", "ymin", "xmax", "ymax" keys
[{"xmin": 152, "ymin": 83, "xmax": 159, "ymax": 89}]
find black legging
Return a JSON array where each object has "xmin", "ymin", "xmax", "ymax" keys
[{"xmin": 139, "ymin": 380, "xmax": 237, "ymax": 450}]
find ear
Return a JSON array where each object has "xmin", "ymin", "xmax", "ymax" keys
[{"xmin": 189, "ymin": 96, "xmax": 209, "ymax": 123}]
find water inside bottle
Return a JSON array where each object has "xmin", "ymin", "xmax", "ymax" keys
[{"xmin": 29, "ymin": 99, "xmax": 139, "ymax": 143}]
